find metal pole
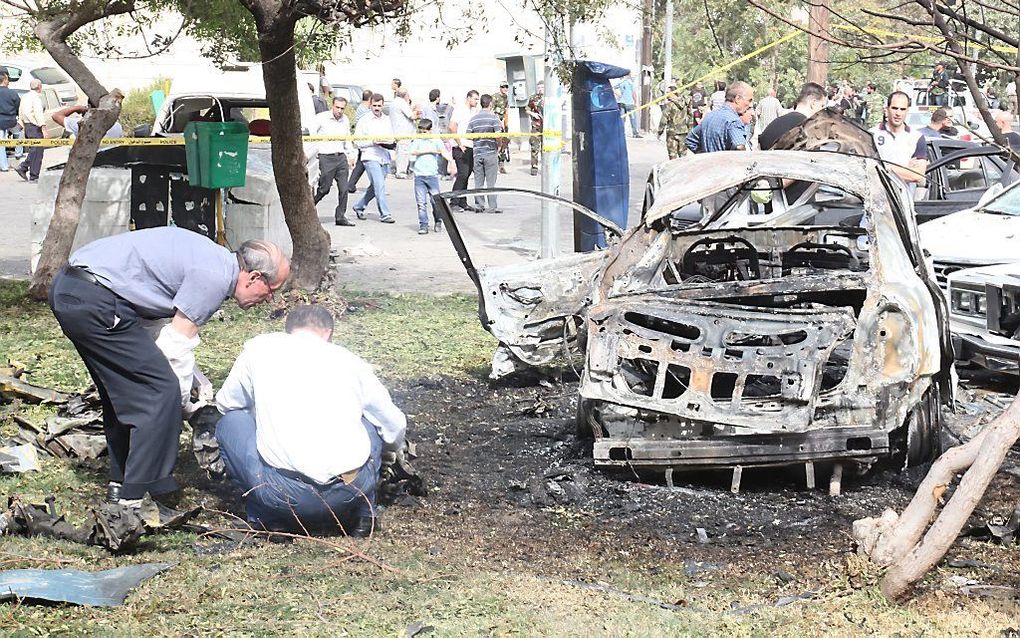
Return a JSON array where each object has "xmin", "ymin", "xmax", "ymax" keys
[
  {"xmin": 540, "ymin": 20, "xmax": 563, "ymax": 259},
  {"xmin": 640, "ymin": 0, "xmax": 653, "ymax": 132},
  {"xmin": 664, "ymin": 0, "xmax": 674, "ymax": 86}
]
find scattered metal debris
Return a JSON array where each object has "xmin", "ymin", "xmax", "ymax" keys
[
  {"xmin": 0, "ymin": 495, "xmax": 200, "ymax": 553},
  {"xmin": 404, "ymin": 621, "xmax": 435, "ymax": 638},
  {"xmin": 964, "ymin": 504, "xmax": 1020, "ymax": 545},
  {"xmin": 378, "ymin": 441, "xmax": 428, "ymax": 506},
  {"xmin": 0, "ymin": 563, "xmax": 172, "ymax": 607},
  {"xmin": 187, "ymin": 405, "xmax": 225, "ymax": 478},
  {"xmin": 0, "ymin": 444, "xmax": 38, "ymax": 473}
]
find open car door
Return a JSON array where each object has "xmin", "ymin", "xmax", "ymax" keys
[
  {"xmin": 434, "ymin": 188, "xmax": 624, "ymax": 366},
  {"xmin": 918, "ymin": 143, "xmax": 1018, "ymax": 224}
]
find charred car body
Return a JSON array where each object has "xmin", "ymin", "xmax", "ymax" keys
[{"xmin": 437, "ymin": 117, "xmax": 953, "ymax": 478}]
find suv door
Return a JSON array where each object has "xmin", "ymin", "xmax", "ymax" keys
[
  {"xmin": 918, "ymin": 143, "xmax": 1017, "ymax": 223},
  {"xmin": 434, "ymin": 187, "xmax": 624, "ymax": 365}
]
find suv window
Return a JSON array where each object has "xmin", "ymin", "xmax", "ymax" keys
[
  {"xmin": 1, "ymin": 64, "xmax": 23, "ymax": 81},
  {"xmin": 43, "ymin": 89, "xmax": 61, "ymax": 110},
  {"xmin": 944, "ymin": 154, "xmax": 1002, "ymax": 192},
  {"xmin": 31, "ymin": 67, "xmax": 70, "ymax": 85}
]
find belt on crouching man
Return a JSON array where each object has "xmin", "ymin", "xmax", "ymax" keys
[
  {"xmin": 280, "ymin": 464, "xmax": 361, "ymax": 488},
  {"xmin": 63, "ymin": 265, "xmax": 105, "ymax": 287}
]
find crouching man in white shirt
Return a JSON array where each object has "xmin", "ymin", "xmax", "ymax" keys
[{"xmin": 214, "ymin": 305, "xmax": 407, "ymax": 537}]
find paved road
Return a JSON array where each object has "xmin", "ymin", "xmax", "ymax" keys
[{"xmin": 1, "ymin": 138, "xmax": 667, "ymax": 293}]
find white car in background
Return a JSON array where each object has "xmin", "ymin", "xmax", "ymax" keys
[
  {"xmin": 0, "ymin": 59, "xmax": 78, "ymax": 105},
  {"xmin": 920, "ymin": 182, "xmax": 1020, "ymax": 373},
  {"xmin": 920, "ymin": 181, "xmax": 1020, "ymax": 289}
]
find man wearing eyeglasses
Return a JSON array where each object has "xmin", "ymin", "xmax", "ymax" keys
[
  {"xmin": 871, "ymin": 91, "xmax": 928, "ymax": 188},
  {"xmin": 48, "ymin": 227, "xmax": 289, "ymax": 508}
]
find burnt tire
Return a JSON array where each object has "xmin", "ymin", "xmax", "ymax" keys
[
  {"xmin": 575, "ymin": 398, "xmax": 607, "ymax": 439},
  {"xmin": 891, "ymin": 383, "xmax": 943, "ymax": 469}
]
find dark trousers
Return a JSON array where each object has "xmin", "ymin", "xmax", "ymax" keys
[
  {"xmin": 216, "ymin": 410, "xmax": 383, "ymax": 533},
  {"xmin": 347, "ymin": 150, "xmax": 365, "ymax": 192},
  {"xmin": 20, "ymin": 123, "xmax": 43, "ymax": 180},
  {"xmin": 451, "ymin": 146, "xmax": 474, "ymax": 208},
  {"xmin": 314, "ymin": 152, "xmax": 350, "ymax": 222},
  {"xmin": 48, "ymin": 269, "xmax": 182, "ymax": 499}
]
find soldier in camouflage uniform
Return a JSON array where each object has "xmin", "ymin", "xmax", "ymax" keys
[
  {"xmin": 493, "ymin": 82, "xmax": 511, "ymax": 173},
  {"xmin": 863, "ymin": 83, "xmax": 885, "ymax": 128},
  {"xmin": 527, "ymin": 81, "xmax": 544, "ymax": 176},
  {"xmin": 657, "ymin": 87, "xmax": 687, "ymax": 160}
]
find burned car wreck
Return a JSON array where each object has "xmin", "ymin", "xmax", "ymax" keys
[{"xmin": 437, "ymin": 119, "xmax": 954, "ymax": 481}]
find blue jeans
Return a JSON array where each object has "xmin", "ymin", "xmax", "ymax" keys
[
  {"xmin": 0, "ymin": 127, "xmax": 8, "ymax": 171},
  {"xmin": 621, "ymin": 103, "xmax": 639, "ymax": 136},
  {"xmin": 414, "ymin": 174, "xmax": 440, "ymax": 226},
  {"xmin": 215, "ymin": 410, "xmax": 383, "ymax": 533},
  {"xmin": 354, "ymin": 160, "xmax": 392, "ymax": 219}
]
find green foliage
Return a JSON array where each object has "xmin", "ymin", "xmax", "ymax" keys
[
  {"xmin": 655, "ymin": 0, "xmax": 936, "ymax": 104},
  {"xmin": 117, "ymin": 78, "xmax": 168, "ymax": 136}
]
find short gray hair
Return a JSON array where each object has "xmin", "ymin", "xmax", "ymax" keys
[
  {"xmin": 237, "ymin": 239, "xmax": 281, "ymax": 284},
  {"xmin": 725, "ymin": 81, "xmax": 751, "ymax": 102}
]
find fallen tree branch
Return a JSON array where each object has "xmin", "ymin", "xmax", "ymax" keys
[{"xmin": 853, "ymin": 393, "xmax": 1020, "ymax": 600}]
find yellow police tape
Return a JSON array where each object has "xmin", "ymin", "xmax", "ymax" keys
[
  {"xmin": 0, "ymin": 130, "xmax": 561, "ymax": 148},
  {"xmin": 832, "ymin": 23, "xmax": 1019, "ymax": 54},
  {"xmin": 631, "ymin": 30, "xmax": 803, "ymax": 116}
]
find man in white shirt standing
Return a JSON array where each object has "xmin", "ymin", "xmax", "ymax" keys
[
  {"xmin": 448, "ymin": 90, "xmax": 480, "ymax": 212},
  {"xmin": 215, "ymin": 305, "xmax": 407, "ymax": 536},
  {"xmin": 14, "ymin": 79, "xmax": 45, "ymax": 183},
  {"xmin": 871, "ymin": 91, "xmax": 928, "ymax": 192},
  {"xmin": 352, "ymin": 93, "xmax": 397, "ymax": 223},
  {"xmin": 313, "ymin": 96, "xmax": 356, "ymax": 226},
  {"xmin": 390, "ymin": 87, "xmax": 416, "ymax": 178}
]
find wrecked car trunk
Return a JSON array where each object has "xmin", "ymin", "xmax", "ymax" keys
[{"xmin": 439, "ymin": 113, "xmax": 954, "ymax": 479}]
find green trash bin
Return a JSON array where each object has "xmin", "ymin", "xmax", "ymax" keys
[{"xmin": 184, "ymin": 121, "xmax": 250, "ymax": 189}]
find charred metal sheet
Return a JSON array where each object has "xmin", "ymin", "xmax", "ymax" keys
[
  {"xmin": 476, "ymin": 251, "xmax": 607, "ymax": 366},
  {"xmin": 592, "ymin": 425, "xmax": 889, "ymax": 470},
  {"xmin": 0, "ymin": 563, "xmax": 172, "ymax": 607},
  {"xmin": 583, "ymin": 297, "xmax": 856, "ymax": 432}
]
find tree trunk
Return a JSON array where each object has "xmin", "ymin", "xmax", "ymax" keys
[
  {"xmin": 853, "ymin": 393, "xmax": 1020, "ymax": 600},
  {"xmin": 255, "ymin": 20, "xmax": 330, "ymax": 290},
  {"xmin": 29, "ymin": 93, "xmax": 123, "ymax": 300},
  {"xmin": 27, "ymin": 18, "xmax": 125, "ymax": 301}
]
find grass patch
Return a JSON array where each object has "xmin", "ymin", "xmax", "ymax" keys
[
  {"xmin": 0, "ymin": 280, "xmax": 495, "ymax": 393},
  {"xmin": 2, "ymin": 280, "xmax": 1019, "ymax": 635}
]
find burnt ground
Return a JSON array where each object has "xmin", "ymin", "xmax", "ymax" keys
[{"xmin": 379, "ymin": 370, "xmax": 1020, "ymax": 598}]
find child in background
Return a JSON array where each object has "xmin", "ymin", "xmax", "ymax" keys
[{"xmin": 409, "ymin": 119, "xmax": 455, "ymax": 234}]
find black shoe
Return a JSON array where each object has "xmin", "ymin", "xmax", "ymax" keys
[
  {"xmin": 349, "ymin": 516, "xmax": 377, "ymax": 538},
  {"xmin": 530, "ymin": 168, "xmax": 538, "ymax": 176},
  {"xmin": 335, "ymin": 217, "xmax": 355, "ymax": 226},
  {"xmin": 14, "ymin": 165, "xmax": 28, "ymax": 181},
  {"xmin": 106, "ymin": 481, "xmax": 122, "ymax": 505},
  {"xmin": 354, "ymin": 209, "xmax": 367, "ymax": 220}
]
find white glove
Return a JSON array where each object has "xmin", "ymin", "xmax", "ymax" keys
[
  {"xmin": 154, "ymin": 323, "xmax": 200, "ymax": 408},
  {"xmin": 182, "ymin": 369, "xmax": 214, "ymax": 417}
]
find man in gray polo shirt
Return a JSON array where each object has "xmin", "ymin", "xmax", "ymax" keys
[{"xmin": 48, "ymin": 227, "xmax": 289, "ymax": 505}]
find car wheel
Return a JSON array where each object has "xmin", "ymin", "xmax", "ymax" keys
[
  {"xmin": 575, "ymin": 398, "xmax": 607, "ymax": 439},
  {"xmin": 891, "ymin": 383, "xmax": 943, "ymax": 468}
]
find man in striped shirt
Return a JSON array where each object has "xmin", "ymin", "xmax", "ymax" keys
[{"xmin": 466, "ymin": 94, "xmax": 504, "ymax": 213}]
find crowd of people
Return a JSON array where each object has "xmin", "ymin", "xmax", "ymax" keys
[
  {"xmin": 656, "ymin": 66, "xmax": 1020, "ymax": 185},
  {"xmin": 310, "ymin": 77, "xmax": 547, "ymax": 236}
]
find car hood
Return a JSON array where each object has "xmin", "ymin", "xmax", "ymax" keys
[
  {"xmin": 920, "ymin": 209, "xmax": 1020, "ymax": 263},
  {"xmin": 949, "ymin": 261, "xmax": 1020, "ymax": 286}
]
